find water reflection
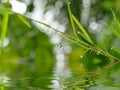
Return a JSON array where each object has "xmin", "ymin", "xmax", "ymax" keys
[
  {"xmin": 0, "ymin": 74, "xmax": 10, "ymax": 87},
  {"xmin": 0, "ymin": 58, "xmax": 54, "ymax": 89},
  {"xmin": 1, "ymin": 0, "xmax": 120, "ymax": 90},
  {"xmin": 1, "ymin": 55, "xmax": 120, "ymax": 90}
]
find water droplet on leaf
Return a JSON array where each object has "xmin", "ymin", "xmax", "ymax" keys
[
  {"xmin": 80, "ymin": 55, "xmax": 83, "ymax": 58},
  {"xmin": 97, "ymin": 51, "xmax": 100, "ymax": 55}
]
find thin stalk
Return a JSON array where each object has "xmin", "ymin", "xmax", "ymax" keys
[
  {"xmin": 1, "ymin": 10, "xmax": 9, "ymax": 52},
  {"xmin": 12, "ymin": 11, "xmax": 120, "ymax": 63}
]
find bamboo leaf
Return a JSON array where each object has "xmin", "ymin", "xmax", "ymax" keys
[
  {"xmin": 111, "ymin": 9, "xmax": 120, "ymax": 32},
  {"xmin": 77, "ymin": 31, "xmax": 89, "ymax": 42},
  {"xmin": 17, "ymin": 11, "xmax": 120, "ymax": 62},
  {"xmin": 72, "ymin": 14, "xmax": 93, "ymax": 44},
  {"xmin": 59, "ymin": 33, "xmax": 89, "ymax": 49},
  {"xmin": 16, "ymin": 14, "xmax": 31, "ymax": 28},
  {"xmin": 1, "ymin": 10, "xmax": 9, "ymax": 48},
  {"xmin": 0, "ymin": 8, "xmax": 11, "ymax": 14},
  {"xmin": 105, "ymin": 23, "xmax": 120, "ymax": 38},
  {"xmin": 39, "ymin": 22, "xmax": 51, "ymax": 28},
  {"xmin": 66, "ymin": 0, "xmax": 78, "ymax": 39}
]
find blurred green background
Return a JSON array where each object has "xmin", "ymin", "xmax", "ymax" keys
[{"xmin": 0, "ymin": 0, "xmax": 120, "ymax": 90}]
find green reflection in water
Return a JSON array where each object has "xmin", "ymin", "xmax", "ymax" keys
[
  {"xmin": 63, "ymin": 46, "xmax": 120, "ymax": 90},
  {"xmin": 0, "ymin": 58, "xmax": 55, "ymax": 90},
  {"xmin": 0, "ymin": 14, "xmax": 56, "ymax": 90}
]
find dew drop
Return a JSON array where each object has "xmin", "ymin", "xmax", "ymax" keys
[
  {"xmin": 80, "ymin": 55, "xmax": 83, "ymax": 58},
  {"xmin": 97, "ymin": 51, "xmax": 100, "ymax": 55}
]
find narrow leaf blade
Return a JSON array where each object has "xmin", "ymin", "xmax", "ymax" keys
[
  {"xmin": 111, "ymin": 9, "xmax": 120, "ymax": 32},
  {"xmin": 72, "ymin": 14, "xmax": 93, "ymax": 44},
  {"xmin": 1, "ymin": 11, "xmax": 9, "ymax": 48},
  {"xmin": 66, "ymin": 0, "xmax": 78, "ymax": 38},
  {"xmin": 105, "ymin": 23, "xmax": 120, "ymax": 38},
  {"xmin": 17, "ymin": 14, "xmax": 31, "ymax": 28},
  {"xmin": 39, "ymin": 22, "xmax": 51, "ymax": 28},
  {"xmin": 0, "ymin": 8, "xmax": 11, "ymax": 14}
]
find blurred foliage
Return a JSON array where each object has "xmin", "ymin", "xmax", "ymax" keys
[
  {"xmin": 0, "ymin": 0, "xmax": 120, "ymax": 90},
  {"xmin": 0, "ymin": 1, "xmax": 55, "ymax": 89}
]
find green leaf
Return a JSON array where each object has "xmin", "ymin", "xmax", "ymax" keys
[
  {"xmin": 59, "ymin": 33, "xmax": 89, "ymax": 49},
  {"xmin": 66, "ymin": 0, "xmax": 78, "ymax": 39},
  {"xmin": 1, "ymin": 10, "xmax": 9, "ymax": 48},
  {"xmin": 16, "ymin": 14, "xmax": 31, "ymax": 28},
  {"xmin": 105, "ymin": 23, "xmax": 120, "ymax": 38},
  {"xmin": 39, "ymin": 22, "xmax": 51, "ymax": 28},
  {"xmin": 0, "ymin": 8, "xmax": 11, "ymax": 14},
  {"xmin": 72, "ymin": 14, "xmax": 93, "ymax": 44},
  {"xmin": 111, "ymin": 9, "xmax": 120, "ymax": 32},
  {"xmin": 66, "ymin": 0, "xmax": 93, "ymax": 44}
]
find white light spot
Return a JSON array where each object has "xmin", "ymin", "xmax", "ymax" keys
[
  {"xmin": 0, "ymin": 38, "xmax": 10, "ymax": 47},
  {"xmin": 50, "ymin": 35, "xmax": 61, "ymax": 44},
  {"xmin": 56, "ymin": 53, "xmax": 65, "ymax": 65},
  {"xmin": 0, "ymin": 75, "xmax": 10, "ymax": 85},
  {"xmin": 58, "ymin": 25, "xmax": 66, "ymax": 32},
  {"xmin": 51, "ymin": 21, "xmax": 59, "ymax": 29},
  {"xmin": 83, "ymin": 0, "xmax": 90, "ymax": 7},
  {"xmin": 55, "ymin": 1, "xmax": 63, "ymax": 9},
  {"xmin": 80, "ymin": 55, "xmax": 83, "ymax": 58},
  {"xmin": 64, "ymin": 46, "xmax": 72, "ymax": 54},
  {"xmin": 68, "ymin": 2, "xmax": 71, "ymax": 5},
  {"xmin": 81, "ymin": 0, "xmax": 91, "ymax": 26},
  {"xmin": 10, "ymin": 0, "xmax": 27, "ymax": 14},
  {"xmin": 89, "ymin": 22, "xmax": 98, "ymax": 31},
  {"xmin": 44, "ymin": 10, "xmax": 54, "ymax": 23},
  {"xmin": 51, "ymin": 80, "xmax": 60, "ymax": 88}
]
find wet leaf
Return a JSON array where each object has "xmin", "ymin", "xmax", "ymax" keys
[
  {"xmin": 111, "ymin": 9, "xmax": 120, "ymax": 31},
  {"xmin": 72, "ymin": 14, "xmax": 93, "ymax": 44},
  {"xmin": 1, "ymin": 10, "xmax": 9, "ymax": 48},
  {"xmin": 17, "ymin": 14, "xmax": 31, "ymax": 28},
  {"xmin": 66, "ymin": 0, "xmax": 78, "ymax": 38},
  {"xmin": 0, "ymin": 8, "xmax": 11, "ymax": 14},
  {"xmin": 105, "ymin": 23, "xmax": 120, "ymax": 38}
]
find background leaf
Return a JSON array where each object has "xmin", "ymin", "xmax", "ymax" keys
[{"xmin": 1, "ymin": 10, "xmax": 9, "ymax": 50}]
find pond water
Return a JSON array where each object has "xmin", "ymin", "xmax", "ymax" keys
[{"xmin": 0, "ymin": 54, "xmax": 120, "ymax": 90}]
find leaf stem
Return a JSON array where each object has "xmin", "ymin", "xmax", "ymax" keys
[{"xmin": 12, "ymin": 11, "xmax": 120, "ymax": 63}]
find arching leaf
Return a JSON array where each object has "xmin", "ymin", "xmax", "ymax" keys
[{"xmin": 16, "ymin": 14, "xmax": 31, "ymax": 28}]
